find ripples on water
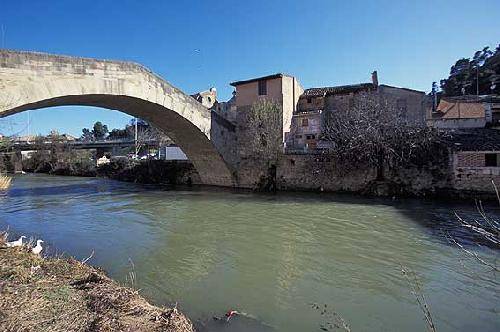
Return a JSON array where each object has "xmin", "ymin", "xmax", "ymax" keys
[{"xmin": 0, "ymin": 174, "xmax": 498, "ymax": 332}]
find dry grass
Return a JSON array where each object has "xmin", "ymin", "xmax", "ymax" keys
[
  {"xmin": 0, "ymin": 174, "xmax": 11, "ymax": 190},
  {"xmin": 0, "ymin": 236, "xmax": 194, "ymax": 332}
]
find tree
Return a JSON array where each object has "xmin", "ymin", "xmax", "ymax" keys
[
  {"xmin": 440, "ymin": 45, "xmax": 500, "ymax": 96},
  {"xmin": 245, "ymin": 100, "xmax": 282, "ymax": 164},
  {"xmin": 108, "ymin": 128, "xmax": 130, "ymax": 140},
  {"xmin": 80, "ymin": 121, "xmax": 109, "ymax": 141},
  {"xmin": 243, "ymin": 100, "xmax": 283, "ymax": 191},
  {"xmin": 80, "ymin": 128, "xmax": 93, "ymax": 141},
  {"xmin": 322, "ymin": 93, "xmax": 448, "ymax": 179},
  {"xmin": 92, "ymin": 121, "xmax": 108, "ymax": 140}
]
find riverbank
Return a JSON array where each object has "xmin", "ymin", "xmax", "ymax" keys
[
  {"xmin": 9, "ymin": 151, "xmax": 498, "ymax": 200},
  {"xmin": 21, "ymin": 156, "xmax": 200, "ymax": 186},
  {"xmin": 0, "ymin": 235, "xmax": 195, "ymax": 332}
]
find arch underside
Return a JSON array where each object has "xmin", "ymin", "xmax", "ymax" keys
[{"xmin": 2, "ymin": 94, "xmax": 234, "ymax": 187}]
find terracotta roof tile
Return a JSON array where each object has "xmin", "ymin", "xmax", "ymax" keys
[
  {"xmin": 436, "ymin": 99, "xmax": 485, "ymax": 119},
  {"xmin": 301, "ymin": 83, "xmax": 375, "ymax": 97}
]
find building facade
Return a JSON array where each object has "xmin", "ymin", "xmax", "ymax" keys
[
  {"xmin": 427, "ymin": 95, "xmax": 500, "ymax": 129},
  {"xmin": 190, "ymin": 88, "xmax": 217, "ymax": 108},
  {"xmin": 448, "ymin": 129, "xmax": 500, "ymax": 193},
  {"xmin": 286, "ymin": 72, "xmax": 427, "ymax": 150},
  {"xmin": 228, "ymin": 73, "xmax": 304, "ymax": 143}
]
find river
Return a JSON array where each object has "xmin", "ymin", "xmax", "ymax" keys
[{"xmin": 0, "ymin": 174, "xmax": 498, "ymax": 331}]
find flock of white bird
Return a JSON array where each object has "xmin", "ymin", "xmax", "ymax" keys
[{"xmin": 5, "ymin": 235, "xmax": 44, "ymax": 255}]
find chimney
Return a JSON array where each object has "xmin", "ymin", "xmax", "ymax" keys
[{"xmin": 371, "ymin": 71, "xmax": 379, "ymax": 87}]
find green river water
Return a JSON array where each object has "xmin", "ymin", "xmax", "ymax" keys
[{"xmin": 0, "ymin": 174, "xmax": 498, "ymax": 331}]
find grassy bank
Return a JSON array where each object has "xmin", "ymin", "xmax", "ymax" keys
[{"xmin": 0, "ymin": 235, "xmax": 194, "ymax": 332}]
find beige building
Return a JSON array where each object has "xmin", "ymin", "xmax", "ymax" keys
[
  {"xmin": 228, "ymin": 73, "xmax": 304, "ymax": 142},
  {"xmin": 191, "ymin": 87, "xmax": 217, "ymax": 108}
]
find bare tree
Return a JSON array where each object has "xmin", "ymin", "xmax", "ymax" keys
[
  {"xmin": 132, "ymin": 123, "xmax": 172, "ymax": 158},
  {"xmin": 245, "ymin": 99, "xmax": 283, "ymax": 164},
  {"xmin": 242, "ymin": 99, "xmax": 282, "ymax": 190},
  {"xmin": 322, "ymin": 93, "xmax": 448, "ymax": 178}
]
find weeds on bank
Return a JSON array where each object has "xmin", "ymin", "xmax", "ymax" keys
[
  {"xmin": 126, "ymin": 257, "xmax": 138, "ymax": 290},
  {"xmin": 0, "ymin": 174, "xmax": 11, "ymax": 190}
]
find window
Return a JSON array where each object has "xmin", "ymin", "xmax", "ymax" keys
[
  {"xmin": 397, "ymin": 98, "xmax": 408, "ymax": 117},
  {"xmin": 301, "ymin": 118, "xmax": 309, "ymax": 127},
  {"xmin": 348, "ymin": 98, "xmax": 354, "ymax": 110},
  {"xmin": 258, "ymin": 80, "xmax": 267, "ymax": 95},
  {"xmin": 307, "ymin": 97, "xmax": 312, "ymax": 103},
  {"xmin": 485, "ymin": 153, "xmax": 498, "ymax": 167},
  {"xmin": 295, "ymin": 135, "xmax": 302, "ymax": 139}
]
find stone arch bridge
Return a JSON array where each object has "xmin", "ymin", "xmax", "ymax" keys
[{"xmin": 0, "ymin": 49, "xmax": 233, "ymax": 186}]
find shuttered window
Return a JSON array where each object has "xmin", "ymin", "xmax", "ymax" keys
[{"xmin": 258, "ymin": 80, "xmax": 267, "ymax": 95}]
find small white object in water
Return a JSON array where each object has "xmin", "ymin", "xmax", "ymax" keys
[
  {"xmin": 6, "ymin": 236, "xmax": 26, "ymax": 247},
  {"xmin": 32, "ymin": 240, "xmax": 44, "ymax": 255}
]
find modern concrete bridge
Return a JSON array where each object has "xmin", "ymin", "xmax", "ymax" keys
[
  {"xmin": 0, "ymin": 139, "xmax": 158, "ymax": 152},
  {"xmin": 0, "ymin": 49, "xmax": 233, "ymax": 186}
]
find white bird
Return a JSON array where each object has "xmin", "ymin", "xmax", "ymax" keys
[
  {"xmin": 6, "ymin": 235, "xmax": 26, "ymax": 247},
  {"xmin": 32, "ymin": 240, "xmax": 44, "ymax": 255}
]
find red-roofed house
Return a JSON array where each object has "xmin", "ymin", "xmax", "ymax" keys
[{"xmin": 428, "ymin": 98, "xmax": 487, "ymax": 128}]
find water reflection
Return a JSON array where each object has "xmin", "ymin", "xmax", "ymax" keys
[{"xmin": 0, "ymin": 174, "xmax": 498, "ymax": 332}]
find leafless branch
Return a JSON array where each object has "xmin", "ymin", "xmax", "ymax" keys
[
  {"xmin": 400, "ymin": 265, "xmax": 437, "ymax": 332},
  {"xmin": 81, "ymin": 250, "xmax": 95, "ymax": 264}
]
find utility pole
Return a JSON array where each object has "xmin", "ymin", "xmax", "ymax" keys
[
  {"xmin": 1, "ymin": 25, "xmax": 5, "ymax": 48},
  {"xmin": 431, "ymin": 82, "xmax": 438, "ymax": 113},
  {"xmin": 134, "ymin": 118, "xmax": 138, "ymax": 157},
  {"xmin": 477, "ymin": 65, "xmax": 480, "ymax": 96},
  {"xmin": 27, "ymin": 111, "xmax": 30, "ymax": 143}
]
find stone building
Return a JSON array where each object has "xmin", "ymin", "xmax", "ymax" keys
[
  {"xmin": 210, "ymin": 73, "xmax": 303, "ymax": 188},
  {"xmin": 448, "ymin": 129, "xmax": 500, "ymax": 194},
  {"xmin": 228, "ymin": 73, "xmax": 303, "ymax": 142},
  {"xmin": 210, "ymin": 72, "xmax": 498, "ymax": 195},
  {"xmin": 286, "ymin": 72, "xmax": 427, "ymax": 150},
  {"xmin": 190, "ymin": 87, "xmax": 217, "ymax": 108},
  {"xmin": 427, "ymin": 95, "xmax": 500, "ymax": 129}
]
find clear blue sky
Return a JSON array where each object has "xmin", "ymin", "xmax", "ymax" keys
[{"xmin": 1, "ymin": 0, "xmax": 499, "ymax": 136}]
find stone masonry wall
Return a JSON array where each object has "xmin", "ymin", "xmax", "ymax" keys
[
  {"xmin": 277, "ymin": 153, "xmax": 455, "ymax": 196},
  {"xmin": 452, "ymin": 151, "xmax": 500, "ymax": 193},
  {"xmin": 452, "ymin": 167, "xmax": 500, "ymax": 192},
  {"xmin": 277, "ymin": 153, "xmax": 376, "ymax": 192}
]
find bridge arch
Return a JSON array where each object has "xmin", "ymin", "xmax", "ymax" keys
[{"xmin": 0, "ymin": 50, "xmax": 233, "ymax": 186}]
